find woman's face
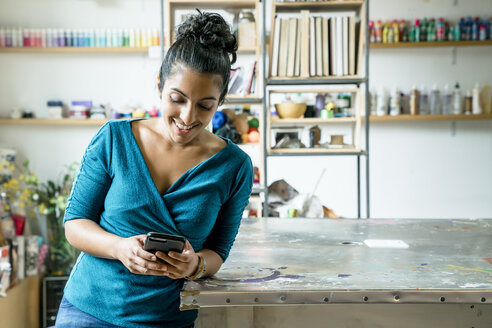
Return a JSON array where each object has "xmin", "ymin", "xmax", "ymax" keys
[{"xmin": 160, "ymin": 65, "xmax": 223, "ymax": 145}]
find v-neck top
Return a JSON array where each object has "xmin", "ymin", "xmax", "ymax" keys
[{"xmin": 63, "ymin": 119, "xmax": 253, "ymax": 328}]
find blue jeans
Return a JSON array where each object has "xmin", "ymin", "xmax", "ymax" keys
[
  {"xmin": 55, "ymin": 296, "xmax": 195, "ymax": 328},
  {"xmin": 55, "ymin": 296, "xmax": 121, "ymax": 327}
]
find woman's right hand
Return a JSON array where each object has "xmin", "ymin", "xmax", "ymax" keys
[{"xmin": 114, "ymin": 234, "xmax": 168, "ymax": 276}]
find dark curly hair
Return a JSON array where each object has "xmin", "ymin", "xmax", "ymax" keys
[{"xmin": 158, "ymin": 10, "xmax": 238, "ymax": 105}]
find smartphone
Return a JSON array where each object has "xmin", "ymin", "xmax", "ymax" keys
[{"xmin": 143, "ymin": 232, "xmax": 186, "ymax": 254}]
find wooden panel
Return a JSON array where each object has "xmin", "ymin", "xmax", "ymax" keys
[
  {"xmin": 0, "ymin": 276, "xmax": 40, "ymax": 328},
  {"xmin": 271, "ymin": 117, "xmax": 356, "ymax": 124}
]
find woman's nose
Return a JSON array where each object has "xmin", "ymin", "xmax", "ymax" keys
[{"xmin": 180, "ymin": 102, "xmax": 196, "ymax": 125}]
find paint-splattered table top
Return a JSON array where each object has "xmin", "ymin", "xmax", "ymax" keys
[{"xmin": 181, "ymin": 218, "xmax": 492, "ymax": 309}]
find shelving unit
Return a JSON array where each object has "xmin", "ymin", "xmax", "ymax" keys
[
  {"xmin": 0, "ymin": 47, "xmax": 150, "ymax": 54},
  {"xmin": 162, "ymin": 0, "xmax": 266, "ymax": 217},
  {"xmin": 370, "ymin": 40, "xmax": 492, "ymax": 49},
  {"xmin": 367, "ymin": 113, "xmax": 492, "ymax": 122},
  {"xmin": 262, "ymin": 0, "xmax": 370, "ymax": 218}
]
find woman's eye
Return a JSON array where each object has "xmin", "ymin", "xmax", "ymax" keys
[
  {"xmin": 199, "ymin": 104, "xmax": 212, "ymax": 111},
  {"xmin": 170, "ymin": 98, "xmax": 183, "ymax": 104}
]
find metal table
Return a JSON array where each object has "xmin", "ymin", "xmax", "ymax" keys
[{"xmin": 181, "ymin": 218, "xmax": 492, "ymax": 327}]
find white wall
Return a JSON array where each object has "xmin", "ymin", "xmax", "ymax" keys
[{"xmin": 1, "ymin": 0, "xmax": 491, "ymax": 219}]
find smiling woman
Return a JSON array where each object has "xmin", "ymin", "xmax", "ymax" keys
[{"xmin": 55, "ymin": 10, "xmax": 253, "ymax": 328}]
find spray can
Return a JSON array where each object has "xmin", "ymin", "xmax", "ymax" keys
[
  {"xmin": 399, "ymin": 20, "xmax": 407, "ymax": 42},
  {"xmin": 414, "ymin": 19, "xmax": 421, "ymax": 42},
  {"xmin": 452, "ymin": 82, "xmax": 463, "ymax": 115},
  {"xmin": 437, "ymin": 18, "xmax": 445, "ymax": 41},
  {"xmin": 479, "ymin": 24, "xmax": 487, "ymax": 41},
  {"xmin": 419, "ymin": 85, "xmax": 430, "ymax": 115},
  {"xmin": 472, "ymin": 83, "xmax": 482, "ymax": 114},
  {"xmin": 427, "ymin": 19, "xmax": 436, "ymax": 42},
  {"xmin": 442, "ymin": 84, "xmax": 452, "ymax": 115},
  {"xmin": 429, "ymin": 84, "xmax": 441, "ymax": 115},
  {"xmin": 421, "ymin": 18, "xmax": 428, "ymax": 41},
  {"xmin": 447, "ymin": 24, "xmax": 455, "ymax": 41},
  {"xmin": 392, "ymin": 20, "xmax": 399, "ymax": 42},
  {"xmin": 410, "ymin": 86, "xmax": 419, "ymax": 115},
  {"xmin": 472, "ymin": 17, "xmax": 479, "ymax": 40},
  {"xmin": 383, "ymin": 21, "xmax": 390, "ymax": 43}
]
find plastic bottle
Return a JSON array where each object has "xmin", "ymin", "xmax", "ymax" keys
[
  {"xmin": 419, "ymin": 85, "xmax": 430, "ymax": 115},
  {"xmin": 429, "ymin": 84, "xmax": 441, "ymax": 115},
  {"xmin": 454, "ymin": 23, "xmax": 461, "ymax": 41},
  {"xmin": 447, "ymin": 24, "xmax": 455, "ymax": 41},
  {"xmin": 479, "ymin": 24, "xmax": 487, "ymax": 41},
  {"xmin": 427, "ymin": 19, "xmax": 436, "ymax": 42},
  {"xmin": 399, "ymin": 20, "xmax": 407, "ymax": 42},
  {"xmin": 370, "ymin": 90, "xmax": 377, "ymax": 115},
  {"xmin": 389, "ymin": 87, "xmax": 401, "ymax": 116},
  {"xmin": 410, "ymin": 86, "xmax": 419, "ymax": 115},
  {"xmin": 441, "ymin": 84, "xmax": 452, "ymax": 115},
  {"xmin": 375, "ymin": 20, "xmax": 383, "ymax": 43},
  {"xmin": 452, "ymin": 82, "xmax": 463, "ymax": 115},
  {"xmin": 437, "ymin": 18, "xmax": 445, "ymax": 41},
  {"xmin": 472, "ymin": 17, "xmax": 479, "ymax": 40},
  {"xmin": 392, "ymin": 20, "xmax": 399, "ymax": 42},
  {"xmin": 464, "ymin": 91, "xmax": 472, "ymax": 115},
  {"xmin": 414, "ymin": 19, "xmax": 421, "ymax": 42},
  {"xmin": 421, "ymin": 18, "xmax": 428, "ymax": 41},
  {"xmin": 472, "ymin": 83, "xmax": 482, "ymax": 114},
  {"xmin": 383, "ymin": 21, "xmax": 390, "ymax": 43},
  {"xmin": 376, "ymin": 88, "xmax": 388, "ymax": 116}
]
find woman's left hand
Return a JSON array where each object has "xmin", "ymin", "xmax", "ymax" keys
[{"xmin": 156, "ymin": 240, "xmax": 200, "ymax": 279}]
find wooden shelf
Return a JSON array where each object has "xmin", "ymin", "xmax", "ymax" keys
[
  {"xmin": 271, "ymin": 117, "xmax": 356, "ymax": 124},
  {"xmin": 168, "ymin": 0, "xmax": 256, "ymax": 8},
  {"xmin": 268, "ymin": 147, "xmax": 362, "ymax": 155},
  {"xmin": 370, "ymin": 40, "xmax": 492, "ymax": 49},
  {"xmin": 0, "ymin": 47, "xmax": 149, "ymax": 54},
  {"xmin": 366, "ymin": 113, "xmax": 492, "ymax": 122},
  {"xmin": 0, "ymin": 118, "xmax": 108, "ymax": 126},
  {"xmin": 275, "ymin": 1, "xmax": 364, "ymax": 9}
]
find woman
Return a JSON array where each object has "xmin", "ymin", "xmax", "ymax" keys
[{"xmin": 55, "ymin": 11, "xmax": 253, "ymax": 328}]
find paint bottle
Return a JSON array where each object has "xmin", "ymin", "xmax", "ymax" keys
[
  {"xmin": 452, "ymin": 82, "xmax": 463, "ymax": 115},
  {"xmin": 454, "ymin": 23, "xmax": 461, "ymax": 41},
  {"xmin": 429, "ymin": 84, "xmax": 441, "ymax": 115},
  {"xmin": 399, "ymin": 19, "xmax": 407, "ymax": 42},
  {"xmin": 414, "ymin": 19, "xmax": 421, "ymax": 42},
  {"xmin": 441, "ymin": 84, "xmax": 452, "ymax": 115},
  {"xmin": 375, "ymin": 20, "xmax": 383, "ymax": 43},
  {"xmin": 472, "ymin": 17, "xmax": 479, "ymax": 40},
  {"xmin": 410, "ymin": 86, "xmax": 419, "ymax": 115},
  {"xmin": 472, "ymin": 83, "xmax": 482, "ymax": 115},
  {"xmin": 479, "ymin": 24, "xmax": 487, "ymax": 41},
  {"xmin": 421, "ymin": 18, "xmax": 428, "ymax": 41},
  {"xmin": 419, "ymin": 85, "xmax": 430, "ymax": 115},
  {"xmin": 105, "ymin": 29, "xmax": 112, "ymax": 48},
  {"xmin": 427, "ymin": 19, "xmax": 436, "ymax": 42},
  {"xmin": 58, "ymin": 29, "xmax": 65, "ymax": 47},
  {"xmin": 376, "ymin": 88, "xmax": 388, "ymax": 116},
  {"xmin": 382, "ymin": 21, "xmax": 389, "ymax": 43},
  {"xmin": 392, "ymin": 20, "xmax": 399, "ymax": 42},
  {"xmin": 386, "ymin": 22, "xmax": 394, "ymax": 43},
  {"xmin": 370, "ymin": 90, "xmax": 377, "ymax": 115},
  {"xmin": 369, "ymin": 21, "xmax": 375, "ymax": 43},
  {"xmin": 447, "ymin": 24, "xmax": 455, "ymax": 41},
  {"xmin": 389, "ymin": 86, "xmax": 400, "ymax": 116},
  {"xmin": 437, "ymin": 18, "xmax": 445, "ymax": 41},
  {"xmin": 464, "ymin": 91, "xmax": 472, "ymax": 115}
]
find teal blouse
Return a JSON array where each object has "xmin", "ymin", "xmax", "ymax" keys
[{"xmin": 63, "ymin": 119, "xmax": 253, "ymax": 328}]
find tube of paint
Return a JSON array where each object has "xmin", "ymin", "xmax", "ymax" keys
[
  {"xmin": 441, "ymin": 84, "xmax": 452, "ymax": 115},
  {"xmin": 472, "ymin": 83, "xmax": 482, "ymax": 115}
]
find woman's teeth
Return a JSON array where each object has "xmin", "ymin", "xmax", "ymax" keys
[{"xmin": 175, "ymin": 121, "xmax": 196, "ymax": 130}]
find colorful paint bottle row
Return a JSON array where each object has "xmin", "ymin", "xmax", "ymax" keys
[
  {"xmin": 0, "ymin": 28, "xmax": 161, "ymax": 48},
  {"xmin": 370, "ymin": 16, "xmax": 492, "ymax": 43}
]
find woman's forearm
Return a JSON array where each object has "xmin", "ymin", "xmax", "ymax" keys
[
  {"xmin": 196, "ymin": 249, "xmax": 224, "ymax": 278},
  {"xmin": 65, "ymin": 219, "xmax": 124, "ymax": 260}
]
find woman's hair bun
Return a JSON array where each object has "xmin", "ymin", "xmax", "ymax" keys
[{"xmin": 176, "ymin": 10, "xmax": 237, "ymax": 62}]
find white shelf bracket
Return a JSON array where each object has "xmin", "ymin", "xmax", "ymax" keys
[{"xmin": 451, "ymin": 47, "xmax": 457, "ymax": 65}]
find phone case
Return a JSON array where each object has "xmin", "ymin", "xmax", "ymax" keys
[{"xmin": 143, "ymin": 232, "xmax": 186, "ymax": 254}]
